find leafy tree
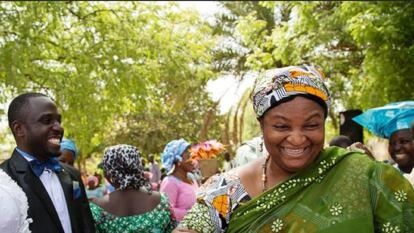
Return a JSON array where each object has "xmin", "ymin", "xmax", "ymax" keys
[
  {"xmin": 213, "ymin": 1, "xmax": 414, "ymax": 142},
  {"xmin": 0, "ymin": 2, "xmax": 222, "ymax": 168}
]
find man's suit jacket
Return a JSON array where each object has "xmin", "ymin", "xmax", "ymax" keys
[{"xmin": 0, "ymin": 149, "xmax": 95, "ymax": 233}]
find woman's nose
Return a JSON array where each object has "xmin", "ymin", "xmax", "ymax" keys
[{"xmin": 286, "ymin": 130, "xmax": 307, "ymax": 146}]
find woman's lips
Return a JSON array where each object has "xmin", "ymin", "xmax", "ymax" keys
[{"xmin": 282, "ymin": 147, "xmax": 309, "ymax": 158}]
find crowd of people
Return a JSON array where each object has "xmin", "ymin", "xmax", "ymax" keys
[{"xmin": 0, "ymin": 64, "xmax": 414, "ymax": 233}]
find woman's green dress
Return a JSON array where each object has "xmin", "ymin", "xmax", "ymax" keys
[
  {"xmin": 90, "ymin": 194, "xmax": 176, "ymax": 233},
  {"xmin": 180, "ymin": 147, "xmax": 414, "ymax": 233}
]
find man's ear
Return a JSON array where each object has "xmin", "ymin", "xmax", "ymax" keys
[{"xmin": 12, "ymin": 121, "xmax": 26, "ymax": 137}]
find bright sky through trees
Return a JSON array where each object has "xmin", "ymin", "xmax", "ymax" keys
[{"xmin": 178, "ymin": 1, "xmax": 253, "ymax": 114}]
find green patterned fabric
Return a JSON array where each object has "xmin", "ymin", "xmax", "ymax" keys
[
  {"xmin": 180, "ymin": 147, "xmax": 414, "ymax": 233},
  {"xmin": 90, "ymin": 194, "xmax": 176, "ymax": 233}
]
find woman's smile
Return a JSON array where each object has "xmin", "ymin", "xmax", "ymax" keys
[{"xmin": 281, "ymin": 146, "xmax": 310, "ymax": 158}]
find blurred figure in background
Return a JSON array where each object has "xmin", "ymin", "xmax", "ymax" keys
[
  {"xmin": 328, "ymin": 135, "xmax": 353, "ymax": 148},
  {"xmin": 85, "ymin": 175, "xmax": 106, "ymax": 200},
  {"xmin": 160, "ymin": 139, "xmax": 198, "ymax": 222},
  {"xmin": 160, "ymin": 167, "xmax": 167, "ymax": 181},
  {"xmin": 221, "ymin": 152, "xmax": 233, "ymax": 172},
  {"xmin": 329, "ymin": 135, "xmax": 374, "ymax": 159},
  {"xmin": 233, "ymin": 136, "xmax": 267, "ymax": 167},
  {"xmin": 59, "ymin": 138, "xmax": 78, "ymax": 166},
  {"xmin": 148, "ymin": 154, "xmax": 162, "ymax": 191}
]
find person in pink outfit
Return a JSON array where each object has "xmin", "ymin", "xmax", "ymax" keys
[{"xmin": 160, "ymin": 139, "xmax": 198, "ymax": 222}]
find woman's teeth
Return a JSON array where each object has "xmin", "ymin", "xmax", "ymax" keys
[{"xmin": 284, "ymin": 148, "xmax": 306, "ymax": 157}]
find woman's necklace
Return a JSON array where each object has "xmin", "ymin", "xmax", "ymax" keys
[{"xmin": 262, "ymin": 155, "xmax": 270, "ymax": 192}]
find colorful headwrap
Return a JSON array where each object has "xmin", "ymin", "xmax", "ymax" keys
[
  {"xmin": 353, "ymin": 101, "xmax": 414, "ymax": 139},
  {"xmin": 161, "ymin": 138, "xmax": 190, "ymax": 173},
  {"xmin": 60, "ymin": 138, "xmax": 78, "ymax": 160},
  {"xmin": 102, "ymin": 144, "xmax": 150, "ymax": 191},
  {"xmin": 252, "ymin": 64, "xmax": 330, "ymax": 118}
]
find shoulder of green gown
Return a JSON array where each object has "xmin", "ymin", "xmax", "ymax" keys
[{"xmin": 323, "ymin": 146, "xmax": 413, "ymax": 190}]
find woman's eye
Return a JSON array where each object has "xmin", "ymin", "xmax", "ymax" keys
[
  {"xmin": 273, "ymin": 125, "xmax": 288, "ymax": 129},
  {"xmin": 305, "ymin": 124, "xmax": 319, "ymax": 129}
]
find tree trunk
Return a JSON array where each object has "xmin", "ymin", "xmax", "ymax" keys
[
  {"xmin": 198, "ymin": 105, "xmax": 218, "ymax": 141},
  {"xmin": 328, "ymin": 106, "xmax": 338, "ymax": 131},
  {"xmin": 222, "ymin": 107, "xmax": 233, "ymax": 154},
  {"xmin": 232, "ymin": 98, "xmax": 243, "ymax": 148}
]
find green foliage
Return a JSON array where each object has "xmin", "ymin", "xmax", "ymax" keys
[
  {"xmin": 0, "ymin": 2, "xmax": 222, "ymax": 163},
  {"xmin": 215, "ymin": 1, "xmax": 414, "ymax": 137},
  {"xmin": 2, "ymin": 1, "xmax": 413, "ymax": 164}
]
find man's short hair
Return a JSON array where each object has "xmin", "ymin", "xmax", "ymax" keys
[{"xmin": 8, "ymin": 93, "xmax": 48, "ymax": 130}]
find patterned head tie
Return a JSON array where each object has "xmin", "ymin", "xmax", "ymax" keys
[
  {"xmin": 353, "ymin": 101, "xmax": 414, "ymax": 139},
  {"xmin": 103, "ymin": 144, "xmax": 150, "ymax": 191},
  {"xmin": 161, "ymin": 138, "xmax": 190, "ymax": 173},
  {"xmin": 252, "ymin": 64, "xmax": 330, "ymax": 118}
]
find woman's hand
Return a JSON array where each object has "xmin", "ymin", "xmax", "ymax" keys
[{"xmin": 348, "ymin": 142, "xmax": 375, "ymax": 159}]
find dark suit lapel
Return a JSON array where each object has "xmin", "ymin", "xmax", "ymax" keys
[
  {"xmin": 11, "ymin": 151, "xmax": 65, "ymax": 233},
  {"xmin": 57, "ymin": 167, "xmax": 77, "ymax": 230}
]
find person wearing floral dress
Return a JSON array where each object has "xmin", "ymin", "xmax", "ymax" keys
[
  {"xmin": 174, "ymin": 65, "xmax": 414, "ymax": 233},
  {"xmin": 90, "ymin": 144, "xmax": 176, "ymax": 233}
]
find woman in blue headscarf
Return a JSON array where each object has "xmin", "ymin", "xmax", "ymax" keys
[
  {"xmin": 160, "ymin": 139, "xmax": 198, "ymax": 222},
  {"xmin": 353, "ymin": 101, "xmax": 414, "ymax": 177},
  {"xmin": 59, "ymin": 138, "xmax": 78, "ymax": 166}
]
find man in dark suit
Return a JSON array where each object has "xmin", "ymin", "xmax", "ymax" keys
[{"xmin": 0, "ymin": 93, "xmax": 95, "ymax": 233}]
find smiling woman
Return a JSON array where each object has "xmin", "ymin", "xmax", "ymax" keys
[
  {"xmin": 260, "ymin": 96, "xmax": 325, "ymax": 176},
  {"xmin": 174, "ymin": 65, "xmax": 414, "ymax": 233},
  {"xmin": 353, "ymin": 101, "xmax": 414, "ymax": 177}
]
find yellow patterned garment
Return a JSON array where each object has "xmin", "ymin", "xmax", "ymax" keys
[{"xmin": 180, "ymin": 147, "xmax": 414, "ymax": 233}]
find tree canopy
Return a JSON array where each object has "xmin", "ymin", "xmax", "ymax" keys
[
  {"xmin": 212, "ymin": 1, "xmax": 414, "ymax": 141},
  {"xmin": 1, "ymin": 1, "xmax": 413, "ymax": 167},
  {"xmin": 0, "ymin": 2, "xmax": 222, "ymax": 166}
]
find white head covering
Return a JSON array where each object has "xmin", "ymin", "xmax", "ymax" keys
[{"xmin": 0, "ymin": 170, "xmax": 32, "ymax": 233}]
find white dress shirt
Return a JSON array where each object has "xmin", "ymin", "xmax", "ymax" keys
[{"xmin": 39, "ymin": 169, "xmax": 72, "ymax": 233}]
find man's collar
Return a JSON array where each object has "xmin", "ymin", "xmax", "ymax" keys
[
  {"xmin": 15, "ymin": 147, "xmax": 37, "ymax": 162},
  {"xmin": 15, "ymin": 148, "xmax": 62, "ymax": 176}
]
